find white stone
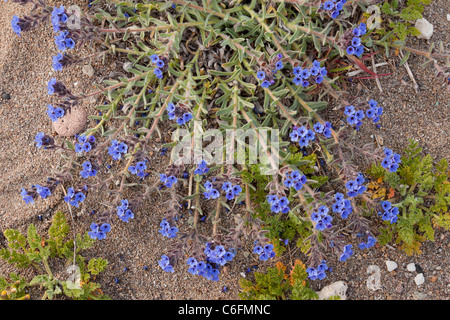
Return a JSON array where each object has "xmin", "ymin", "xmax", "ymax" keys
[
  {"xmin": 366, "ymin": 265, "xmax": 382, "ymax": 291},
  {"xmin": 386, "ymin": 260, "xmax": 398, "ymax": 272},
  {"xmin": 317, "ymin": 281, "xmax": 348, "ymax": 300},
  {"xmin": 407, "ymin": 263, "xmax": 416, "ymax": 272},
  {"xmin": 123, "ymin": 61, "xmax": 133, "ymax": 71},
  {"xmin": 414, "ymin": 273, "xmax": 425, "ymax": 286},
  {"xmin": 82, "ymin": 64, "xmax": 95, "ymax": 77},
  {"xmin": 415, "ymin": 18, "xmax": 434, "ymax": 40},
  {"xmin": 447, "ymin": 14, "xmax": 450, "ymax": 22}
]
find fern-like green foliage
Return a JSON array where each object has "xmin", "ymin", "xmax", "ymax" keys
[
  {"xmin": 239, "ymin": 260, "xmax": 318, "ymax": 300},
  {"xmin": 368, "ymin": 140, "xmax": 449, "ymax": 255},
  {"xmin": 246, "ymin": 149, "xmax": 321, "ymax": 256},
  {"xmin": 377, "ymin": 0, "xmax": 433, "ymax": 42},
  {"xmin": 0, "ymin": 211, "xmax": 110, "ymax": 300}
]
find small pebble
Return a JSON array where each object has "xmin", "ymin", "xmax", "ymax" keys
[
  {"xmin": 407, "ymin": 263, "xmax": 416, "ymax": 272},
  {"xmin": 386, "ymin": 260, "xmax": 398, "ymax": 272},
  {"xmin": 1, "ymin": 92, "xmax": 11, "ymax": 100},
  {"xmin": 414, "ymin": 273, "xmax": 425, "ymax": 286}
]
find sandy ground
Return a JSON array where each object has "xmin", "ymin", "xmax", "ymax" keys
[{"xmin": 0, "ymin": 0, "xmax": 448, "ymax": 300}]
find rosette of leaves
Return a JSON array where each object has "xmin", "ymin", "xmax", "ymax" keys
[{"xmin": 0, "ymin": 212, "xmax": 109, "ymax": 300}]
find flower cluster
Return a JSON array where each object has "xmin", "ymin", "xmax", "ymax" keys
[
  {"xmin": 292, "ymin": 60, "xmax": 327, "ymax": 87},
  {"xmin": 365, "ymin": 99, "xmax": 383, "ymax": 123},
  {"xmin": 344, "ymin": 100, "xmax": 383, "ymax": 130},
  {"xmin": 35, "ymin": 132, "xmax": 55, "ymax": 149},
  {"xmin": 108, "ymin": 140, "xmax": 128, "ymax": 160},
  {"xmin": 331, "ymin": 192, "xmax": 353, "ymax": 219},
  {"xmin": 222, "ymin": 182, "xmax": 242, "ymax": 201},
  {"xmin": 20, "ymin": 184, "xmax": 51, "ymax": 204},
  {"xmin": 167, "ymin": 102, "xmax": 193, "ymax": 126},
  {"xmin": 203, "ymin": 180, "xmax": 219, "ymax": 199},
  {"xmin": 20, "ymin": 188, "xmax": 34, "ymax": 204},
  {"xmin": 158, "ymin": 219, "xmax": 178, "ymax": 238},
  {"xmin": 266, "ymin": 195, "xmax": 290, "ymax": 213},
  {"xmin": 128, "ymin": 160, "xmax": 148, "ymax": 179},
  {"xmin": 358, "ymin": 236, "xmax": 377, "ymax": 249},
  {"xmin": 158, "ymin": 255, "xmax": 174, "ymax": 273},
  {"xmin": 284, "ymin": 170, "xmax": 307, "ymax": 191},
  {"xmin": 313, "ymin": 121, "xmax": 333, "ymax": 138},
  {"xmin": 51, "ymin": 5, "xmax": 67, "ymax": 33},
  {"xmin": 346, "ymin": 22, "xmax": 366, "ymax": 57},
  {"xmin": 381, "ymin": 148, "xmax": 402, "ymax": 173},
  {"xmin": 194, "ymin": 159, "xmax": 209, "ymax": 175},
  {"xmin": 88, "ymin": 223, "xmax": 111, "ymax": 240},
  {"xmin": 322, "ymin": 0, "xmax": 346, "ymax": 19},
  {"xmin": 150, "ymin": 54, "xmax": 166, "ymax": 79},
  {"xmin": 46, "ymin": 104, "xmax": 64, "ymax": 122},
  {"xmin": 187, "ymin": 258, "xmax": 219, "ymax": 281},
  {"xmin": 64, "ymin": 187, "xmax": 86, "ymax": 207},
  {"xmin": 311, "ymin": 205, "xmax": 333, "ymax": 231},
  {"xmin": 75, "ymin": 134, "xmax": 95, "ymax": 153},
  {"xmin": 55, "ymin": 30, "xmax": 75, "ymax": 52},
  {"xmin": 378, "ymin": 200, "xmax": 399, "ymax": 224},
  {"xmin": 80, "ymin": 161, "xmax": 98, "ymax": 178},
  {"xmin": 339, "ymin": 244, "xmax": 354, "ymax": 261},
  {"xmin": 306, "ymin": 260, "xmax": 329, "ymax": 280},
  {"xmin": 345, "ymin": 173, "xmax": 366, "ymax": 198},
  {"xmin": 117, "ymin": 199, "xmax": 134, "ymax": 223},
  {"xmin": 204, "ymin": 243, "xmax": 236, "ymax": 266},
  {"xmin": 257, "ymin": 54, "xmax": 283, "ymax": 88},
  {"xmin": 46, "ymin": 78, "xmax": 77, "ymax": 99},
  {"xmin": 252, "ymin": 243, "xmax": 276, "ymax": 261},
  {"xmin": 289, "ymin": 125, "xmax": 315, "ymax": 148},
  {"xmin": 160, "ymin": 174, "xmax": 178, "ymax": 188}
]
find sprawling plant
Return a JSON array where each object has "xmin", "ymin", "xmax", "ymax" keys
[{"xmin": 6, "ymin": 0, "xmax": 450, "ymax": 293}]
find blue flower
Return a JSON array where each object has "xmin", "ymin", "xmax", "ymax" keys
[
  {"xmin": 261, "ymin": 80, "xmax": 271, "ymax": 88},
  {"xmin": 150, "ymin": 54, "xmax": 160, "ymax": 63},
  {"xmin": 346, "ymin": 46, "xmax": 356, "ymax": 55},
  {"xmin": 63, "ymin": 187, "xmax": 86, "ymax": 207},
  {"xmin": 353, "ymin": 27, "xmax": 362, "ymax": 37},
  {"xmin": 159, "ymin": 219, "xmax": 179, "ymax": 238},
  {"xmin": 88, "ymin": 223, "xmax": 111, "ymax": 240},
  {"xmin": 47, "ymin": 78, "xmax": 57, "ymax": 95},
  {"xmin": 160, "ymin": 174, "xmax": 178, "ymax": 188},
  {"xmin": 324, "ymin": 1, "xmax": 334, "ymax": 10},
  {"xmin": 159, "ymin": 255, "xmax": 174, "ymax": 273},
  {"xmin": 344, "ymin": 105, "xmax": 355, "ymax": 116},
  {"xmin": 154, "ymin": 68, "xmax": 163, "ymax": 79},
  {"xmin": 46, "ymin": 104, "xmax": 65, "ymax": 122},
  {"xmin": 117, "ymin": 199, "xmax": 134, "ymax": 223},
  {"xmin": 300, "ymin": 68, "xmax": 310, "ymax": 79},
  {"xmin": 11, "ymin": 15, "xmax": 22, "ymax": 36},
  {"xmin": 80, "ymin": 161, "xmax": 97, "ymax": 178},
  {"xmin": 351, "ymin": 37, "xmax": 361, "ymax": 47},
  {"xmin": 340, "ymin": 244, "xmax": 353, "ymax": 261},
  {"xmin": 275, "ymin": 61, "xmax": 283, "ymax": 70},
  {"xmin": 355, "ymin": 45, "xmax": 365, "ymax": 57},
  {"xmin": 156, "ymin": 60, "xmax": 165, "ymax": 68},
  {"xmin": 21, "ymin": 188, "xmax": 34, "ymax": 204},
  {"xmin": 256, "ymin": 71, "xmax": 265, "ymax": 80},
  {"xmin": 108, "ymin": 140, "xmax": 128, "ymax": 160}
]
